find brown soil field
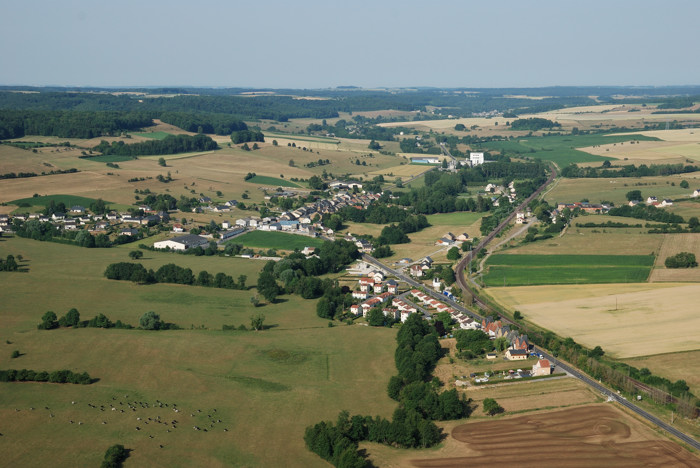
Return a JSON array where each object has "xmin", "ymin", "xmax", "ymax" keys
[
  {"xmin": 409, "ymin": 405, "xmax": 700, "ymax": 468},
  {"xmin": 650, "ymin": 233, "xmax": 700, "ymax": 282},
  {"xmin": 488, "ymin": 283, "xmax": 700, "ymax": 358},
  {"xmin": 623, "ymin": 350, "xmax": 700, "ymax": 396}
]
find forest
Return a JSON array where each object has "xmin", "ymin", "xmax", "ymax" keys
[{"xmin": 93, "ymin": 133, "xmax": 218, "ymax": 157}]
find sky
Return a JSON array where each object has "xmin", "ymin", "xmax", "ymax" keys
[{"xmin": 1, "ymin": 0, "xmax": 699, "ymax": 89}]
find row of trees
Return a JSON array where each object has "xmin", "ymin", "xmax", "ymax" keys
[
  {"xmin": 104, "ymin": 262, "xmax": 247, "ymax": 290},
  {"xmin": 231, "ymin": 130, "xmax": 264, "ymax": 144},
  {"xmin": 38, "ymin": 310, "xmax": 133, "ymax": 330},
  {"xmin": 0, "ymin": 368, "xmax": 93, "ymax": 384},
  {"xmin": 608, "ymin": 204, "xmax": 685, "ymax": 224},
  {"xmin": 94, "ymin": 134, "xmax": 218, "ymax": 157},
  {"xmin": 562, "ymin": 162, "xmax": 699, "ymax": 178},
  {"xmin": 0, "ymin": 168, "xmax": 78, "ymax": 180}
]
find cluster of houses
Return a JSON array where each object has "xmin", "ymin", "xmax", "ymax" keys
[
  {"xmin": 434, "ymin": 232, "xmax": 470, "ymax": 247},
  {"xmin": 349, "ymin": 272, "xmax": 413, "ymax": 321},
  {"xmin": 409, "ymin": 256, "xmax": 434, "ymax": 277},
  {"xmin": 0, "ymin": 205, "xmax": 171, "ymax": 235},
  {"xmin": 235, "ymin": 190, "xmax": 383, "ymax": 240},
  {"xmin": 195, "ymin": 197, "xmax": 238, "ymax": 213},
  {"xmin": 556, "ymin": 202, "xmax": 610, "ymax": 214},
  {"xmin": 409, "ymin": 289, "xmax": 478, "ymax": 330},
  {"xmin": 486, "ymin": 181, "xmax": 519, "ymax": 207},
  {"xmin": 628, "ymin": 196, "xmax": 673, "ymax": 208}
]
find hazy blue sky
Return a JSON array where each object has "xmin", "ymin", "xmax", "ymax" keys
[{"xmin": 1, "ymin": 0, "xmax": 698, "ymax": 88}]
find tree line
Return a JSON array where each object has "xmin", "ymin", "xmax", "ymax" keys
[
  {"xmin": 104, "ymin": 262, "xmax": 248, "ymax": 290},
  {"xmin": 509, "ymin": 118, "xmax": 561, "ymax": 131},
  {"xmin": 0, "ymin": 168, "xmax": 79, "ymax": 180},
  {"xmin": 561, "ymin": 162, "xmax": 699, "ymax": 178},
  {"xmin": 305, "ymin": 314, "xmax": 473, "ymax": 467},
  {"xmin": 93, "ymin": 133, "xmax": 218, "ymax": 157},
  {"xmin": 230, "ymin": 130, "xmax": 264, "ymax": 144},
  {"xmin": 607, "ymin": 204, "xmax": 685, "ymax": 224},
  {"xmin": 0, "ymin": 368, "xmax": 93, "ymax": 384},
  {"xmin": 13, "ymin": 219, "xmax": 139, "ymax": 248}
]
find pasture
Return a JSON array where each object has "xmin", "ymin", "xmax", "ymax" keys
[
  {"xmin": 231, "ymin": 230, "xmax": 325, "ymax": 250},
  {"xmin": 487, "ymin": 282, "xmax": 700, "ymax": 358},
  {"xmin": 482, "ymin": 254, "xmax": 654, "ymax": 287},
  {"xmin": 0, "ymin": 235, "xmax": 398, "ymax": 467},
  {"xmin": 10, "ymin": 194, "xmax": 111, "ymax": 209},
  {"xmin": 545, "ymin": 174, "xmax": 700, "ymax": 206},
  {"xmin": 649, "ymin": 233, "xmax": 700, "ymax": 282},
  {"xmin": 131, "ymin": 131, "xmax": 173, "ymax": 140}
]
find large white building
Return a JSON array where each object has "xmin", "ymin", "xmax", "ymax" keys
[
  {"xmin": 469, "ymin": 152, "xmax": 484, "ymax": 166},
  {"xmin": 153, "ymin": 234, "xmax": 209, "ymax": 251}
]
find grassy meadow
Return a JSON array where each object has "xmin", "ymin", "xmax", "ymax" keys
[
  {"xmin": 482, "ymin": 254, "xmax": 654, "ymax": 287},
  {"xmin": 0, "ymin": 235, "xmax": 398, "ymax": 467},
  {"xmin": 246, "ymin": 175, "xmax": 301, "ymax": 188},
  {"xmin": 10, "ymin": 194, "xmax": 112, "ymax": 209}
]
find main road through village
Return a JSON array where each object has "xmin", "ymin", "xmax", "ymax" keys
[{"xmin": 361, "ymin": 164, "xmax": 700, "ymax": 451}]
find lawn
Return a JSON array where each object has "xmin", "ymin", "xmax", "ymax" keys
[
  {"xmin": 0, "ymin": 235, "xmax": 398, "ymax": 467},
  {"xmin": 483, "ymin": 254, "xmax": 654, "ymax": 286},
  {"xmin": 10, "ymin": 194, "xmax": 113, "ymax": 208},
  {"xmin": 131, "ymin": 131, "xmax": 173, "ymax": 140},
  {"xmin": 231, "ymin": 230, "xmax": 325, "ymax": 250},
  {"xmin": 247, "ymin": 175, "xmax": 301, "ymax": 188},
  {"xmin": 478, "ymin": 134, "xmax": 660, "ymax": 167}
]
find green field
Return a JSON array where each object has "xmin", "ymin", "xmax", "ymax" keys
[
  {"xmin": 426, "ymin": 211, "xmax": 484, "ymax": 226},
  {"xmin": 10, "ymin": 194, "xmax": 112, "ymax": 208},
  {"xmin": 479, "ymin": 134, "xmax": 660, "ymax": 167},
  {"xmin": 247, "ymin": 175, "xmax": 301, "ymax": 188},
  {"xmin": 263, "ymin": 131, "xmax": 340, "ymax": 144},
  {"xmin": 231, "ymin": 230, "xmax": 325, "ymax": 250},
  {"xmin": 82, "ymin": 155, "xmax": 134, "ymax": 163},
  {"xmin": 483, "ymin": 254, "xmax": 654, "ymax": 286},
  {"xmin": 0, "ymin": 236, "xmax": 397, "ymax": 467},
  {"xmin": 132, "ymin": 131, "xmax": 173, "ymax": 140}
]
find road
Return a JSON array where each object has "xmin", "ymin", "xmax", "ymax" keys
[{"xmin": 362, "ymin": 162, "xmax": 700, "ymax": 451}]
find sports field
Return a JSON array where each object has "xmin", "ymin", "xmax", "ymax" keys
[
  {"xmin": 0, "ymin": 236, "xmax": 397, "ymax": 467},
  {"xmin": 231, "ymin": 230, "xmax": 325, "ymax": 250},
  {"xmin": 483, "ymin": 254, "xmax": 654, "ymax": 287},
  {"xmin": 487, "ymin": 282, "xmax": 700, "ymax": 357}
]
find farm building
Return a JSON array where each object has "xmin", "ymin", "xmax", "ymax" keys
[
  {"xmin": 469, "ymin": 152, "xmax": 484, "ymax": 166},
  {"xmin": 153, "ymin": 234, "xmax": 209, "ymax": 251}
]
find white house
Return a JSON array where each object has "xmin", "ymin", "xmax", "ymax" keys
[
  {"xmin": 646, "ymin": 196, "xmax": 658, "ymax": 204},
  {"xmin": 693, "ymin": 189, "xmax": 700, "ymax": 198},
  {"xmin": 153, "ymin": 234, "xmax": 209, "ymax": 251},
  {"xmin": 469, "ymin": 152, "xmax": 485, "ymax": 166},
  {"xmin": 532, "ymin": 359, "xmax": 552, "ymax": 376}
]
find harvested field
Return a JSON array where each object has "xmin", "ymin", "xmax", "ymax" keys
[
  {"xmin": 0, "ymin": 171, "xmax": 126, "ymax": 204},
  {"xmin": 487, "ymin": 282, "xmax": 700, "ymax": 358},
  {"xmin": 650, "ymin": 233, "xmax": 700, "ymax": 282},
  {"xmin": 581, "ymin": 128, "xmax": 700, "ymax": 163},
  {"xmin": 623, "ymin": 350, "xmax": 700, "ymax": 396},
  {"xmin": 409, "ymin": 405, "xmax": 700, "ymax": 468}
]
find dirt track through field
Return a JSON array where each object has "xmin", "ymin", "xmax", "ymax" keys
[{"xmin": 411, "ymin": 406, "xmax": 700, "ymax": 467}]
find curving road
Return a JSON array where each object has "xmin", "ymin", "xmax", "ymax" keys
[{"xmin": 363, "ymin": 163, "xmax": 700, "ymax": 451}]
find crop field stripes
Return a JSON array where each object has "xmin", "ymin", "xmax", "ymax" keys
[{"xmin": 483, "ymin": 254, "xmax": 655, "ymax": 286}]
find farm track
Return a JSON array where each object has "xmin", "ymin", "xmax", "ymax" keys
[{"xmin": 363, "ymin": 163, "xmax": 700, "ymax": 451}]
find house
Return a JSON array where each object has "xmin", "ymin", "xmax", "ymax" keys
[
  {"xmin": 224, "ymin": 200, "xmax": 238, "ymax": 207},
  {"xmin": 358, "ymin": 277, "xmax": 374, "ymax": 292},
  {"xmin": 661, "ymin": 199, "xmax": 673, "ymax": 207},
  {"xmin": 693, "ymin": 189, "xmax": 700, "ymax": 198},
  {"xmin": 383, "ymin": 308, "xmax": 400, "ymax": 321},
  {"xmin": 532, "ymin": 359, "xmax": 552, "ymax": 376},
  {"xmin": 373, "ymin": 282, "xmax": 384, "ymax": 294},
  {"xmin": 63, "ymin": 220, "xmax": 78, "ymax": 231},
  {"xmin": 302, "ymin": 246, "xmax": 317, "ymax": 256},
  {"xmin": 350, "ymin": 304, "xmax": 361, "ymax": 316},
  {"xmin": 212, "ymin": 205, "xmax": 230, "ymax": 213},
  {"xmin": 70, "ymin": 205, "xmax": 86, "ymax": 214},
  {"xmin": 506, "ymin": 348, "xmax": 529, "ymax": 361},
  {"xmin": 435, "ymin": 237, "xmax": 454, "ymax": 246},
  {"xmin": 121, "ymin": 228, "xmax": 139, "ymax": 236},
  {"xmin": 352, "ymin": 290, "xmax": 370, "ymax": 300},
  {"xmin": 172, "ymin": 223, "xmax": 185, "ymax": 233},
  {"xmin": 456, "ymin": 233, "xmax": 469, "ymax": 242},
  {"xmin": 386, "ymin": 279, "xmax": 399, "ymax": 294},
  {"xmin": 516, "ymin": 212, "xmax": 525, "ymax": 224},
  {"xmin": 371, "ymin": 271, "xmax": 385, "ymax": 283},
  {"xmin": 410, "ymin": 265, "xmax": 424, "ymax": 277},
  {"xmin": 512, "ymin": 334, "xmax": 530, "ymax": 351},
  {"xmin": 646, "ymin": 196, "xmax": 658, "ymax": 204},
  {"xmin": 153, "ymin": 234, "xmax": 209, "ymax": 251},
  {"xmin": 469, "ymin": 152, "xmax": 484, "ymax": 166},
  {"xmin": 628, "ymin": 200, "xmax": 640, "ymax": 207},
  {"xmin": 199, "ymin": 197, "xmax": 212, "ymax": 204},
  {"xmin": 51, "ymin": 212, "xmax": 66, "ymax": 221},
  {"xmin": 355, "ymin": 239, "xmax": 374, "ymax": 253},
  {"xmin": 400, "ymin": 310, "xmax": 414, "ymax": 323},
  {"xmin": 432, "ymin": 277, "xmax": 442, "ymax": 291}
]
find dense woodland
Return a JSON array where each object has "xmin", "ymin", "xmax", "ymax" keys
[
  {"xmin": 0, "ymin": 110, "xmax": 153, "ymax": 139},
  {"xmin": 562, "ymin": 162, "xmax": 700, "ymax": 178}
]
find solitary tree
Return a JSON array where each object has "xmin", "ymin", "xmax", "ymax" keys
[
  {"xmin": 128, "ymin": 250, "xmax": 143, "ymax": 260},
  {"xmin": 446, "ymin": 247, "xmax": 461, "ymax": 261},
  {"xmin": 39, "ymin": 311, "xmax": 59, "ymax": 330},
  {"xmin": 158, "ymin": 157, "xmax": 167, "ymax": 167},
  {"xmin": 250, "ymin": 313, "xmax": 265, "ymax": 331},
  {"xmin": 139, "ymin": 311, "xmax": 162, "ymax": 330},
  {"xmin": 483, "ymin": 398, "xmax": 504, "ymax": 416}
]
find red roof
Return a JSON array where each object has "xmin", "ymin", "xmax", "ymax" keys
[{"xmin": 537, "ymin": 359, "xmax": 550, "ymax": 368}]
